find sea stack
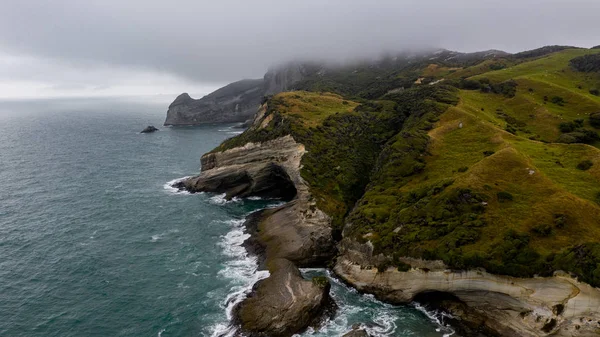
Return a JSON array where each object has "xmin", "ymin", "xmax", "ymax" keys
[{"xmin": 140, "ymin": 125, "xmax": 159, "ymax": 133}]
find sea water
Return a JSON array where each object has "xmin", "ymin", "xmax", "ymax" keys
[{"xmin": 0, "ymin": 97, "xmax": 455, "ymax": 337}]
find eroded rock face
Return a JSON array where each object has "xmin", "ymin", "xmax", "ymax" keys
[
  {"xmin": 175, "ymin": 162, "xmax": 297, "ymax": 200},
  {"xmin": 243, "ymin": 200, "xmax": 336, "ymax": 268},
  {"xmin": 234, "ymin": 259, "xmax": 333, "ymax": 337},
  {"xmin": 174, "ymin": 136, "xmax": 306, "ymax": 201},
  {"xmin": 334, "ymin": 238, "xmax": 600, "ymax": 337},
  {"xmin": 163, "ymin": 79, "xmax": 264, "ymax": 126}
]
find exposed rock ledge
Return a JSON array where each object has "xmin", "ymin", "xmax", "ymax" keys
[
  {"xmin": 334, "ymin": 239, "xmax": 600, "ymax": 337},
  {"xmin": 234, "ymin": 258, "xmax": 333, "ymax": 337},
  {"xmin": 175, "ymin": 133, "xmax": 335, "ymax": 336}
]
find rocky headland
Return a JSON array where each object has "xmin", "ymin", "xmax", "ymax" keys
[
  {"xmin": 172, "ymin": 46, "xmax": 600, "ymax": 336},
  {"xmin": 164, "ymin": 62, "xmax": 315, "ymax": 126}
]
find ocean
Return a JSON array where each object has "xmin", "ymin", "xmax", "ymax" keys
[{"xmin": 0, "ymin": 97, "xmax": 455, "ymax": 337}]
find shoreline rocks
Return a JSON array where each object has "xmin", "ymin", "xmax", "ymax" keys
[{"xmin": 234, "ymin": 258, "xmax": 334, "ymax": 337}]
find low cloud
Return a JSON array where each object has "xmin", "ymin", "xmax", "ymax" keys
[{"xmin": 0, "ymin": 0, "xmax": 598, "ymax": 97}]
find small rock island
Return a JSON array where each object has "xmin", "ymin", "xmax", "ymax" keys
[{"xmin": 140, "ymin": 125, "xmax": 159, "ymax": 133}]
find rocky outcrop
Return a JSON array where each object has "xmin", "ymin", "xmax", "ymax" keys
[
  {"xmin": 334, "ymin": 238, "xmax": 600, "ymax": 337},
  {"xmin": 164, "ymin": 63, "xmax": 315, "ymax": 126},
  {"xmin": 243, "ymin": 200, "xmax": 336, "ymax": 268},
  {"xmin": 140, "ymin": 125, "xmax": 158, "ymax": 133},
  {"xmin": 234, "ymin": 258, "xmax": 333, "ymax": 337},
  {"xmin": 164, "ymin": 79, "xmax": 264, "ymax": 126}
]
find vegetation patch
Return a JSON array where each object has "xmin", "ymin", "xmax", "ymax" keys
[
  {"xmin": 576, "ymin": 160, "xmax": 593, "ymax": 171},
  {"xmin": 570, "ymin": 53, "xmax": 600, "ymax": 73}
]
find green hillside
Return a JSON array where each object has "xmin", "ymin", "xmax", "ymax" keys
[{"xmin": 222, "ymin": 47, "xmax": 600, "ymax": 286}]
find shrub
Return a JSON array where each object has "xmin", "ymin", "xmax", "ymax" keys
[
  {"xmin": 589, "ymin": 112, "xmax": 600, "ymax": 128},
  {"xmin": 376, "ymin": 259, "xmax": 392, "ymax": 273},
  {"xmin": 497, "ymin": 191, "xmax": 514, "ymax": 202},
  {"xmin": 457, "ymin": 166, "xmax": 468, "ymax": 172},
  {"xmin": 551, "ymin": 96, "xmax": 565, "ymax": 106},
  {"xmin": 559, "ymin": 122, "xmax": 576, "ymax": 133},
  {"xmin": 490, "ymin": 80, "xmax": 518, "ymax": 98},
  {"xmin": 557, "ymin": 129, "xmax": 599, "ymax": 144},
  {"xmin": 554, "ymin": 214, "xmax": 567, "ymax": 229},
  {"xmin": 396, "ymin": 261, "xmax": 411, "ymax": 272},
  {"xmin": 577, "ymin": 160, "xmax": 593, "ymax": 170},
  {"xmin": 531, "ymin": 224, "xmax": 553, "ymax": 237},
  {"xmin": 460, "ymin": 79, "xmax": 482, "ymax": 90},
  {"xmin": 311, "ymin": 276, "xmax": 329, "ymax": 288},
  {"xmin": 505, "ymin": 124, "xmax": 517, "ymax": 134},
  {"xmin": 489, "ymin": 63, "xmax": 506, "ymax": 70},
  {"xmin": 483, "ymin": 150, "xmax": 495, "ymax": 157},
  {"xmin": 590, "ymin": 88, "xmax": 600, "ymax": 96}
]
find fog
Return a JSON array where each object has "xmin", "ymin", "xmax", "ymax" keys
[{"xmin": 0, "ymin": 0, "xmax": 598, "ymax": 98}]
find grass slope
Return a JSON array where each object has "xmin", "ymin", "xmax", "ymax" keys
[
  {"xmin": 346, "ymin": 48, "xmax": 600, "ymax": 286},
  {"xmin": 214, "ymin": 47, "xmax": 600, "ymax": 287}
]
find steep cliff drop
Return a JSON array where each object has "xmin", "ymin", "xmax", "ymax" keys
[
  {"xmin": 164, "ymin": 79, "xmax": 264, "ymax": 126},
  {"xmin": 164, "ymin": 62, "xmax": 317, "ymax": 126}
]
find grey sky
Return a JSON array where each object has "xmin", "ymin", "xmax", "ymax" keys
[{"xmin": 0, "ymin": 0, "xmax": 599, "ymax": 98}]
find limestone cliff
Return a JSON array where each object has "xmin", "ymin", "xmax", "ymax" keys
[{"xmin": 334, "ymin": 238, "xmax": 600, "ymax": 337}]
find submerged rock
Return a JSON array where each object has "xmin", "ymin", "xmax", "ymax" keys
[
  {"xmin": 234, "ymin": 259, "xmax": 334, "ymax": 337},
  {"xmin": 140, "ymin": 125, "xmax": 159, "ymax": 133}
]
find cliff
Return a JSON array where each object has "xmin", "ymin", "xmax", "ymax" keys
[
  {"xmin": 164, "ymin": 63, "xmax": 314, "ymax": 126},
  {"xmin": 164, "ymin": 79, "xmax": 264, "ymax": 126},
  {"xmin": 335, "ymin": 238, "xmax": 600, "ymax": 336}
]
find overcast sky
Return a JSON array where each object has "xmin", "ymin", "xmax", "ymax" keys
[{"xmin": 0, "ymin": 0, "xmax": 598, "ymax": 99}]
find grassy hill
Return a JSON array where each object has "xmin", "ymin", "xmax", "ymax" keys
[{"xmin": 219, "ymin": 47, "xmax": 600, "ymax": 286}]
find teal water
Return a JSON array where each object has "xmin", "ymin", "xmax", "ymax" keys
[{"xmin": 0, "ymin": 98, "xmax": 454, "ymax": 337}]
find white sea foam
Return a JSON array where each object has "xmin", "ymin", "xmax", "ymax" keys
[
  {"xmin": 413, "ymin": 303, "xmax": 455, "ymax": 337},
  {"xmin": 163, "ymin": 176, "xmax": 192, "ymax": 195},
  {"xmin": 150, "ymin": 229, "xmax": 180, "ymax": 242},
  {"xmin": 209, "ymin": 219, "xmax": 269, "ymax": 337},
  {"xmin": 297, "ymin": 268, "xmax": 455, "ymax": 337},
  {"xmin": 208, "ymin": 193, "xmax": 248, "ymax": 205}
]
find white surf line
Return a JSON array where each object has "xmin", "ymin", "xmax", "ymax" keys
[
  {"xmin": 300, "ymin": 268, "xmax": 455, "ymax": 337},
  {"xmin": 163, "ymin": 176, "xmax": 192, "ymax": 195},
  {"xmin": 211, "ymin": 217, "xmax": 269, "ymax": 337}
]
